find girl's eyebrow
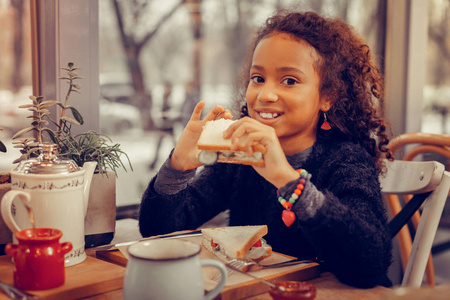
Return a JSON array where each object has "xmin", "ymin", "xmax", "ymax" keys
[
  {"xmin": 250, "ymin": 65, "xmax": 264, "ymax": 71},
  {"xmin": 276, "ymin": 66, "xmax": 305, "ymax": 75},
  {"xmin": 250, "ymin": 65, "xmax": 305, "ymax": 76}
]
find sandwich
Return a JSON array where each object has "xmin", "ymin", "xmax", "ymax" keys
[
  {"xmin": 201, "ymin": 225, "xmax": 272, "ymax": 264},
  {"xmin": 197, "ymin": 119, "xmax": 267, "ymax": 167}
]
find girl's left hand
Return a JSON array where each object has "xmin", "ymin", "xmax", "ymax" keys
[{"xmin": 223, "ymin": 117, "xmax": 299, "ymax": 188}]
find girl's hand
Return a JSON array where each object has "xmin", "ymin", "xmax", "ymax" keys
[
  {"xmin": 170, "ymin": 101, "xmax": 232, "ymax": 171},
  {"xmin": 223, "ymin": 117, "xmax": 299, "ymax": 188}
]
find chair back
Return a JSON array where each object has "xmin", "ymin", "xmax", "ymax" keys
[
  {"xmin": 385, "ymin": 133, "xmax": 450, "ymax": 286},
  {"xmin": 380, "ymin": 159, "xmax": 450, "ymax": 287},
  {"xmin": 388, "ymin": 133, "xmax": 450, "ymax": 161}
]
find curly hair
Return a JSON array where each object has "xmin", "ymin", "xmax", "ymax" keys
[{"xmin": 234, "ymin": 11, "xmax": 391, "ymax": 172}]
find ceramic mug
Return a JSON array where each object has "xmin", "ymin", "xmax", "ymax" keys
[
  {"xmin": 5, "ymin": 228, "xmax": 73, "ymax": 290},
  {"xmin": 123, "ymin": 239, "xmax": 227, "ymax": 300}
]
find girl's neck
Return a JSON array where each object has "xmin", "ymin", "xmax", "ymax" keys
[{"xmin": 280, "ymin": 135, "xmax": 316, "ymax": 155}]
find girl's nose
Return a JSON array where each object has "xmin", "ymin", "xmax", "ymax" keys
[{"xmin": 257, "ymin": 84, "xmax": 278, "ymax": 103}]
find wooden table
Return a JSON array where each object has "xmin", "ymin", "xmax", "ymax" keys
[
  {"xmin": 81, "ymin": 269, "xmax": 450, "ymax": 299},
  {"xmin": 244, "ymin": 273, "xmax": 388, "ymax": 300},
  {"xmin": 0, "ymin": 218, "xmax": 391, "ymax": 300},
  {"xmin": 2, "ymin": 219, "xmax": 444, "ymax": 299},
  {"xmin": 83, "ymin": 222, "xmax": 390, "ymax": 300},
  {"xmin": 0, "ymin": 254, "xmax": 125, "ymax": 300},
  {"xmin": 82, "ymin": 271, "xmax": 389, "ymax": 300},
  {"xmin": 84, "ymin": 244, "xmax": 389, "ymax": 300}
]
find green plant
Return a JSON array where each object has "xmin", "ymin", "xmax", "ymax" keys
[
  {"xmin": 12, "ymin": 95, "xmax": 58, "ymax": 162},
  {"xmin": 13, "ymin": 62, "xmax": 132, "ymax": 176}
]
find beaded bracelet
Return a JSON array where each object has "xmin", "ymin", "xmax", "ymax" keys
[{"xmin": 277, "ymin": 169, "xmax": 308, "ymax": 227}]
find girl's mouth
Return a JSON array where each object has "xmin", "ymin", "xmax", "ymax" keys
[{"xmin": 258, "ymin": 112, "xmax": 283, "ymax": 119}]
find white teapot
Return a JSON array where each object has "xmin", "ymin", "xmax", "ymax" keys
[{"xmin": 1, "ymin": 144, "xmax": 96, "ymax": 266}]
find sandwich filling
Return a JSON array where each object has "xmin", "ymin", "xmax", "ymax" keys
[
  {"xmin": 206, "ymin": 237, "xmax": 270, "ymax": 261},
  {"xmin": 218, "ymin": 150, "xmax": 263, "ymax": 161}
]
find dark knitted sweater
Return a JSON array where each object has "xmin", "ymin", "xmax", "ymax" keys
[{"xmin": 139, "ymin": 133, "xmax": 393, "ymax": 288}]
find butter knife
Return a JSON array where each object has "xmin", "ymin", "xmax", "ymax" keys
[
  {"xmin": 0, "ymin": 280, "xmax": 39, "ymax": 299},
  {"xmin": 88, "ymin": 230, "xmax": 202, "ymax": 251}
]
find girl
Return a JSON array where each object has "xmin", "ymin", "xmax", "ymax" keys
[{"xmin": 139, "ymin": 11, "xmax": 392, "ymax": 288}]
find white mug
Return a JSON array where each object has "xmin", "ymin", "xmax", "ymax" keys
[{"xmin": 123, "ymin": 239, "xmax": 227, "ymax": 300}]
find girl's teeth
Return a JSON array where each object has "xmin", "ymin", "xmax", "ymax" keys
[{"xmin": 260, "ymin": 112, "xmax": 278, "ymax": 119}]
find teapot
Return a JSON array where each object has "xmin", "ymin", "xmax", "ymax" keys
[{"xmin": 1, "ymin": 144, "xmax": 96, "ymax": 266}]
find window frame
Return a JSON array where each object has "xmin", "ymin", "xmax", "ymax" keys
[
  {"xmin": 384, "ymin": 0, "xmax": 429, "ymax": 135},
  {"xmin": 32, "ymin": 0, "xmax": 99, "ymax": 135}
]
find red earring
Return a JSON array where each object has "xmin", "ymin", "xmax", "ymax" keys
[{"xmin": 320, "ymin": 112, "xmax": 331, "ymax": 130}]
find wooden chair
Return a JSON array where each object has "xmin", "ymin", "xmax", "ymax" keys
[
  {"xmin": 381, "ymin": 159, "xmax": 450, "ymax": 287},
  {"xmin": 385, "ymin": 133, "xmax": 450, "ymax": 286},
  {"xmin": 384, "ymin": 133, "xmax": 450, "ymax": 286},
  {"xmin": 388, "ymin": 133, "xmax": 450, "ymax": 163}
]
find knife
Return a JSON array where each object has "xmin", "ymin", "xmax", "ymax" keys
[
  {"xmin": 88, "ymin": 230, "xmax": 202, "ymax": 251},
  {"xmin": 0, "ymin": 280, "xmax": 39, "ymax": 299}
]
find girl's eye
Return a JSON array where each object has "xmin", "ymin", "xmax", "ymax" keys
[
  {"xmin": 251, "ymin": 76, "xmax": 264, "ymax": 83},
  {"xmin": 282, "ymin": 78, "xmax": 298, "ymax": 85}
]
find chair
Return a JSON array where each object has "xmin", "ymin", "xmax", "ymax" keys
[
  {"xmin": 380, "ymin": 159, "xmax": 450, "ymax": 287},
  {"xmin": 388, "ymin": 133, "xmax": 450, "ymax": 162},
  {"xmin": 385, "ymin": 133, "xmax": 450, "ymax": 286}
]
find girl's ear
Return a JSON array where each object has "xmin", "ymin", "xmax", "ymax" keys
[{"xmin": 320, "ymin": 97, "xmax": 333, "ymax": 112}]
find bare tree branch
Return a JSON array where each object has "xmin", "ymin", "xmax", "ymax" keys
[
  {"xmin": 111, "ymin": 0, "xmax": 133, "ymax": 50},
  {"xmin": 10, "ymin": 0, "xmax": 25, "ymax": 93},
  {"xmin": 136, "ymin": 1, "xmax": 184, "ymax": 54},
  {"xmin": 429, "ymin": 24, "xmax": 450, "ymax": 62}
]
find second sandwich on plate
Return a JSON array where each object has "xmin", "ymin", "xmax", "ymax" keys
[{"xmin": 201, "ymin": 225, "xmax": 272, "ymax": 266}]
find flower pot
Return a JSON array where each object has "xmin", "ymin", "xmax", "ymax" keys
[{"xmin": 84, "ymin": 172, "xmax": 116, "ymax": 248}]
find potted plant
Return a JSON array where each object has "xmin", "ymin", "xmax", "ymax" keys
[
  {"xmin": 10, "ymin": 62, "xmax": 132, "ymax": 247},
  {"xmin": 12, "ymin": 62, "xmax": 132, "ymax": 176}
]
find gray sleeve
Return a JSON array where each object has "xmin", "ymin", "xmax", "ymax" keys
[
  {"xmin": 278, "ymin": 174, "xmax": 325, "ymax": 220},
  {"xmin": 154, "ymin": 155, "xmax": 196, "ymax": 195}
]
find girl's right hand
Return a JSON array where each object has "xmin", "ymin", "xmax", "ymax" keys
[{"xmin": 170, "ymin": 101, "xmax": 232, "ymax": 171}]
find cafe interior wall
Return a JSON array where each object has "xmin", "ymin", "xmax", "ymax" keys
[{"xmin": 0, "ymin": 0, "xmax": 449, "ymax": 285}]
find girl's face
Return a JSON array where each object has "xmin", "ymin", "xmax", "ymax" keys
[{"xmin": 246, "ymin": 32, "xmax": 331, "ymax": 154}]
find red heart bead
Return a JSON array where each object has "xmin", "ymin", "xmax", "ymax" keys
[{"xmin": 282, "ymin": 210, "xmax": 296, "ymax": 227}]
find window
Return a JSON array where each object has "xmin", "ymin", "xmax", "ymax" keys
[
  {"xmin": 422, "ymin": 0, "xmax": 450, "ymax": 134},
  {"xmin": 0, "ymin": 0, "xmax": 32, "ymax": 172},
  {"xmin": 3, "ymin": 1, "xmax": 395, "ymax": 207},
  {"xmin": 99, "ymin": 0, "xmax": 386, "ymax": 206}
]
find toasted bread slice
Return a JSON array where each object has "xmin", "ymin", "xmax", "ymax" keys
[
  {"xmin": 201, "ymin": 225, "xmax": 272, "ymax": 261},
  {"xmin": 198, "ymin": 119, "xmax": 266, "ymax": 166}
]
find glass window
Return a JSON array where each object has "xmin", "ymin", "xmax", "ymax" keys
[
  {"xmin": 0, "ymin": 0, "xmax": 32, "ymax": 172},
  {"xmin": 422, "ymin": 0, "xmax": 450, "ymax": 134},
  {"xmin": 98, "ymin": 0, "xmax": 386, "ymax": 207}
]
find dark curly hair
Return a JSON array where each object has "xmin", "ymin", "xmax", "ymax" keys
[{"xmin": 234, "ymin": 11, "xmax": 391, "ymax": 172}]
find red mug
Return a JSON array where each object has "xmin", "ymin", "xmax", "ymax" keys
[{"xmin": 5, "ymin": 228, "xmax": 73, "ymax": 290}]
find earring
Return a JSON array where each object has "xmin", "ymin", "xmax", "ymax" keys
[{"xmin": 320, "ymin": 112, "xmax": 331, "ymax": 130}]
